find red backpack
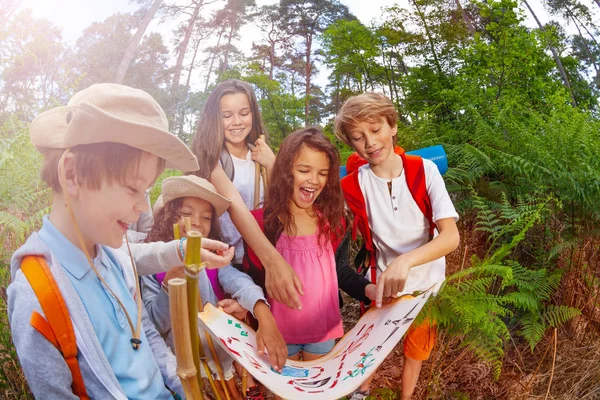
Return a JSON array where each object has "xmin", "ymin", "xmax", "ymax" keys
[{"xmin": 341, "ymin": 146, "xmax": 435, "ymax": 286}]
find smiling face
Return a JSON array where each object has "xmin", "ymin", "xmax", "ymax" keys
[
  {"xmin": 176, "ymin": 196, "xmax": 214, "ymax": 237},
  {"xmin": 348, "ymin": 118, "xmax": 397, "ymax": 167},
  {"xmin": 73, "ymin": 151, "xmax": 162, "ymax": 251},
  {"xmin": 220, "ymin": 92, "xmax": 253, "ymax": 153},
  {"xmin": 290, "ymin": 145, "xmax": 330, "ymax": 212}
]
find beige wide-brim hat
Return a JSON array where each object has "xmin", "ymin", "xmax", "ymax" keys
[
  {"xmin": 161, "ymin": 175, "xmax": 231, "ymax": 217},
  {"xmin": 152, "ymin": 195, "xmax": 164, "ymax": 216},
  {"xmin": 29, "ymin": 83, "xmax": 199, "ymax": 172}
]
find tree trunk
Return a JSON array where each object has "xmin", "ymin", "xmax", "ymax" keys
[
  {"xmin": 454, "ymin": 0, "xmax": 475, "ymax": 35},
  {"xmin": 114, "ymin": 0, "xmax": 163, "ymax": 84},
  {"xmin": 304, "ymin": 33, "xmax": 312, "ymax": 125},
  {"xmin": 570, "ymin": 16, "xmax": 600, "ymax": 79},
  {"xmin": 412, "ymin": 0, "xmax": 444, "ymax": 77},
  {"xmin": 204, "ymin": 26, "xmax": 225, "ymax": 92},
  {"xmin": 172, "ymin": 1, "xmax": 202, "ymax": 94},
  {"xmin": 268, "ymin": 43, "xmax": 275, "ymax": 80},
  {"xmin": 522, "ymin": 0, "xmax": 577, "ymax": 106},
  {"xmin": 178, "ymin": 32, "xmax": 203, "ymax": 136},
  {"xmin": 219, "ymin": 24, "xmax": 235, "ymax": 74}
]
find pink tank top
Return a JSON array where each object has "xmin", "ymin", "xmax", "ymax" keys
[{"xmin": 269, "ymin": 232, "xmax": 343, "ymax": 344}]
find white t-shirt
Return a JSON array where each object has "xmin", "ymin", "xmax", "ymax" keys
[
  {"xmin": 358, "ymin": 158, "xmax": 458, "ymax": 294},
  {"xmin": 219, "ymin": 150, "xmax": 264, "ymax": 265}
]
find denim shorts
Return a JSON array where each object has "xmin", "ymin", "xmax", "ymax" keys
[{"xmin": 287, "ymin": 339, "xmax": 336, "ymax": 357}]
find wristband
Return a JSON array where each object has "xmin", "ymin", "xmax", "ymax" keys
[{"xmin": 179, "ymin": 237, "xmax": 187, "ymax": 261}]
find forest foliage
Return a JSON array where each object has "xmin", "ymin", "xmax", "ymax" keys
[{"xmin": 1, "ymin": 0, "xmax": 599, "ymax": 397}]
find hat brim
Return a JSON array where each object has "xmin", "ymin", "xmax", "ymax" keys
[
  {"xmin": 162, "ymin": 179, "xmax": 231, "ymax": 217},
  {"xmin": 30, "ymin": 103, "xmax": 199, "ymax": 172}
]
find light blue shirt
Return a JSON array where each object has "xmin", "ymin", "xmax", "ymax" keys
[{"xmin": 38, "ymin": 216, "xmax": 171, "ymax": 399}]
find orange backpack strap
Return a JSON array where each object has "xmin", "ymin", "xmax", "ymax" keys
[{"xmin": 21, "ymin": 255, "xmax": 89, "ymax": 400}]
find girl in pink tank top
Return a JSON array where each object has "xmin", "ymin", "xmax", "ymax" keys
[{"xmin": 251, "ymin": 128, "xmax": 353, "ymax": 362}]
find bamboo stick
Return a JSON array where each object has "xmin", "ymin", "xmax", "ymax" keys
[
  {"xmin": 168, "ymin": 278, "xmax": 203, "ymax": 399},
  {"xmin": 241, "ymin": 365, "xmax": 248, "ymax": 395},
  {"xmin": 173, "ymin": 223, "xmax": 181, "ymax": 240},
  {"xmin": 204, "ymin": 330, "xmax": 232, "ymax": 400},
  {"xmin": 184, "ymin": 216, "xmax": 192, "ymax": 235},
  {"xmin": 185, "ymin": 231, "xmax": 222, "ymax": 400},
  {"xmin": 259, "ymin": 134, "xmax": 268, "ymax": 192},
  {"xmin": 253, "ymin": 153, "xmax": 261, "ymax": 209},
  {"xmin": 185, "ymin": 231, "xmax": 204, "ymax": 394}
]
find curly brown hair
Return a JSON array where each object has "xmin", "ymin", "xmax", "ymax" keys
[
  {"xmin": 145, "ymin": 197, "xmax": 224, "ymax": 243},
  {"xmin": 263, "ymin": 127, "xmax": 347, "ymax": 246}
]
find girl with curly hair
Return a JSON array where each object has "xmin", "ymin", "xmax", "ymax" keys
[
  {"xmin": 141, "ymin": 175, "xmax": 286, "ymax": 400},
  {"xmin": 242, "ymin": 128, "xmax": 377, "ymax": 363}
]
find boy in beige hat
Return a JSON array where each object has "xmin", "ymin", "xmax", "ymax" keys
[{"xmin": 7, "ymin": 83, "xmax": 234, "ymax": 399}]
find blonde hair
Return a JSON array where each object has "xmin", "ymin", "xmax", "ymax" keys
[
  {"xmin": 334, "ymin": 92, "xmax": 398, "ymax": 145},
  {"xmin": 40, "ymin": 143, "xmax": 165, "ymax": 193}
]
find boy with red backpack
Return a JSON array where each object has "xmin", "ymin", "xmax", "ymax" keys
[{"xmin": 335, "ymin": 93, "xmax": 460, "ymax": 400}]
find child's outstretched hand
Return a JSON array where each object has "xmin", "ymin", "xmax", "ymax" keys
[
  {"xmin": 254, "ymin": 301, "xmax": 287, "ymax": 372},
  {"xmin": 181, "ymin": 238, "xmax": 235, "ymax": 268},
  {"xmin": 249, "ymin": 137, "xmax": 275, "ymax": 171},
  {"xmin": 375, "ymin": 257, "xmax": 411, "ymax": 308},
  {"xmin": 218, "ymin": 299, "xmax": 248, "ymax": 320},
  {"xmin": 365, "ymin": 283, "xmax": 393, "ymax": 306}
]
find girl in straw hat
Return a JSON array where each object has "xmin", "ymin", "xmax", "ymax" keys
[{"xmin": 141, "ymin": 175, "xmax": 287, "ymax": 400}]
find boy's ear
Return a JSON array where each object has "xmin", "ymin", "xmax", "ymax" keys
[{"xmin": 61, "ymin": 152, "xmax": 80, "ymax": 198}]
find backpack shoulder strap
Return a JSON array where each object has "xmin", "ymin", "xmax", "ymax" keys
[
  {"xmin": 400, "ymin": 152, "xmax": 435, "ymax": 237},
  {"xmin": 220, "ymin": 146, "xmax": 235, "ymax": 182},
  {"xmin": 21, "ymin": 255, "xmax": 89, "ymax": 400}
]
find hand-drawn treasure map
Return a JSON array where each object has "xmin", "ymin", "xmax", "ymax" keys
[{"xmin": 198, "ymin": 280, "xmax": 443, "ymax": 400}]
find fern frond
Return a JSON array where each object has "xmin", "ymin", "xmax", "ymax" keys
[{"xmin": 544, "ymin": 305, "xmax": 581, "ymax": 328}]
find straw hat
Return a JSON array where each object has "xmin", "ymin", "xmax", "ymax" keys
[
  {"xmin": 152, "ymin": 195, "xmax": 164, "ymax": 216},
  {"xmin": 29, "ymin": 83, "xmax": 198, "ymax": 172},
  {"xmin": 161, "ymin": 175, "xmax": 231, "ymax": 217}
]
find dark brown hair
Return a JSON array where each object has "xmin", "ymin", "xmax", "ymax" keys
[
  {"xmin": 191, "ymin": 79, "xmax": 265, "ymax": 179},
  {"xmin": 145, "ymin": 198, "xmax": 223, "ymax": 243},
  {"xmin": 40, "ymin": 143, "xmax": 165, "ymax": 193},
  {"xmin": 263, "ymin": 127, "xmax": 346, "ymax": 245}
]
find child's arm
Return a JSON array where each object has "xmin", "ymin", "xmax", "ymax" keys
[
  {"xmin": 335, "ymin": 230, "xmax": 372, "ymax": 302},
  {"xmin": 375, "ymin": 217, "xmax": 460, "ymax": 306},
  {"xmin": 127, "ymin": 238, "xmax": 234, "ymax": 276},
  {"xmin": 7, "ymin": 274, "xmax": 81, "ymax": 399},
  {"xmin": 217, "ymin": 265, "xmax": 267, "ymax": 317},
  {"xmin": 210, "ymin": 164, "xmax": 304, "ymax": 310},
  {"xmin": 253, "ymin": 301, "xmax": 287, "ymax": 372},
  {"xmin": 141, "ymin": 267, "xmax": 184, "ymax": 335}
]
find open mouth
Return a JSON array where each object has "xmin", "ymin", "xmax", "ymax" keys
[
  {"xmin": 367, "ymin": 148, "xmax": 382, "ymax": 158},
  {"xmin": 228, "ymin": 128, "xmax": 245, "ymax": 136},
  {"xmin": 117, "ymin": 220, "xmax": 130, "ymax": 231},
  {"xmin": 299, "ymin": 187, "xmax": 317, "ymax": 202}
]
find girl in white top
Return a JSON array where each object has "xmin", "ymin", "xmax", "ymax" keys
[{"xmin": 192, "ymin": 79, "xmax": 276, "ymax": 266}]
